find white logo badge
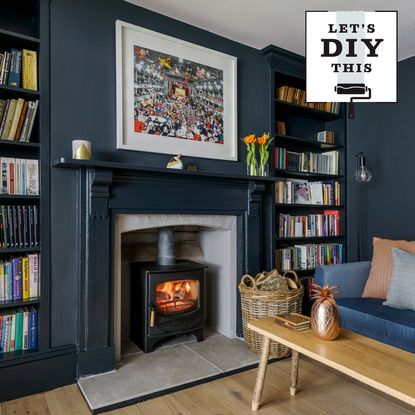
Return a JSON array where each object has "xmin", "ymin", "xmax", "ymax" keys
[{"xmin": 306, "ymin": 11, "xmax": 397, "ymax": 103}]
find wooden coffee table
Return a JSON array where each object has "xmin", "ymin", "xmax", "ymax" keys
[{"xmin": 248, "ymin": 317, "xmax": 415, "ymax": 411}]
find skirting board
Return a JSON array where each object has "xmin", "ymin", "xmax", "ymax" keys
[{"xmin": 0, "ymin": 345, "xmax": 77, "ymax": 402}]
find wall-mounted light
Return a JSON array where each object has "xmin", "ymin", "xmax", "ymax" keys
[
  {"xmin": 355, "ymin": 152, "xmax": 372, "ymax": 183},
  {"xmin": 355, "ymin": 152, "xmax": 373, "ymax": 261}
]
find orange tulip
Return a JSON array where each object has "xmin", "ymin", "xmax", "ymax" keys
[
  {"xmin": 243, "ymin": 134, "xmax": 256, "ymax": 144},
  {"xmin": 257, "ymin": 137, "xmax": 266, "ymax": 145},
  {"xmin": 259, "ymin": 133, "xmax": 270, "ymax": 143}
]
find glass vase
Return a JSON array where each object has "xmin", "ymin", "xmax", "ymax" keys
[
  {"xmin": 259, "ymin": 163, "xmax": 269, "ymax": 177},
  {"xmin": 247, "ymin": 163, "xmax": 258, "ymax": 176}
]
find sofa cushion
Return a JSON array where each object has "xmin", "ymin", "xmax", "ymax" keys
[
  {"xmin": 337, "ymin": 297, "xmax": 415, "ymax": 353},
  {"xmin": 384, "ymin": 248, "xmax": 415, "ymax": 311},
  {"xmin": 362, "ymin": 237, "xmax": 415, "ymax": 299}
]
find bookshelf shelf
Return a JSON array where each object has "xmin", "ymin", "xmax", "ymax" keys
[
  {"xmin": 275, "ymin": 99, "xmax": 343, "ymax": 121},
  {"xmin": 0, "ymin": 140, "xmax": 39, "ymax": 150},
  {"xmin": 0, "ymin": 298, "xmax": 40, "ymax": 310},
  {"xmin": 0, "ymin": 28, "xmax": 40, "ymax": 48},
  {"xmin": 0, "ymin": 349, "xmax": 40, "ymax": 363},
  {"xmin": 0, "ymin": 194, "xmax": 39, "ymax": 200},
  {"xmin": 274, "ymin": 134, "xmax": 343, "ymax": 151},
  {"xmin": 0, "ymin": 247, "xmax": 40, "ymax": 254},
  {"xmin": 275, "ymin": 235, "xmax": 345, "ymax": 242},
  {"xmin": 276, "ymin": 203, "xmax": 344, "ymax": 209},
  {"xmin": 274, "ymin": 169, "xmax": 343, "ymax": 180},
  {"xmin": 0, "ymin": 84, "xmax": 40, "ymax": 99}
]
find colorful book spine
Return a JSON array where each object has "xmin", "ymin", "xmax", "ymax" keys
[
  {"xmin": 3, "ymin": 315, "xmax": 10, "ymax": 352},
  {"xmin": 28, "ymin": 253, "xmax": 39, "ymax": 298},
  {"xmin": 22, "ymin": 309, "xmax": 29, "ymax": 350},
  {"xmin": 22, "ymin": 256, "xmax": 29, "ymax": 300},
  {"xmin": 9, "ymin": 312, "xmax": 15, "ymax": 351},
  {"xmin": 14, "ymin": 310, "xmax": 23, "ymax": 351},
  {"xmin": 0, "ymin": 316, "xmax": 3, "ymax": 351},
  {"xmin": 7, "ymin": 49, "xmax": 22, "ymax": 88},
  {"xmin": 5, "ymin": 261, "xmax": 12, "ymax": 301},
  {"xmin": 12, "ymin": 257, "xmax": 22, "ymax": 301},
  {"xmin": 22, "ymin": 50, "xmax": 38, "ymax": 91},
  {"xmin": 28, "ymin": 307, "xmax": 38, "ymax": 350},
  {"xmin": 0, "ymin": 261, "xmax": 4, "ymax": 302}
]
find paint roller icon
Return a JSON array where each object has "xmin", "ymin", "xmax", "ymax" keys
[
  {"xmin": 334, "ymin": 83, "xmax": 372, "ymax": 101},
  {"xmin": 334, "ymin": 83, "xmax": 372, "ymax": 119}
]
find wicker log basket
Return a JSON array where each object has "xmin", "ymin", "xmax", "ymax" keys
[{"xmin": 239, "ymin": 269, "xmax": 304, "ymax": 358}]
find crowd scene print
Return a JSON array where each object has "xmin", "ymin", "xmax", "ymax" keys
[{"xmin": 133, "ymin": 45, "xmax": 224, "ymax": 145}]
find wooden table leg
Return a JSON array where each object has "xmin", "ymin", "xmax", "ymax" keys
[
  {"xmin": 252, "ymin": 336, "xmax": 271, "ymax": 411},
  {"xmin": 290, "ymin": 350, "xmax": 299, "ymax": 396}
]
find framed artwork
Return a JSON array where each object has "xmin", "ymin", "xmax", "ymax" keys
[{"xmin": 116, "ymin": 20, "xmax": 238, "ymax": 161}]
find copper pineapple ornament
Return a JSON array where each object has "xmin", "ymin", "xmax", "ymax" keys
[{"xmin": 310, "ymin": 284, "xmax": 341, "ymax": 341}]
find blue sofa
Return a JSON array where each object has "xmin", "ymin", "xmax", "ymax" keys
[{"xmin": 315, "ymin": 261, "xmax": 415, "ymax": 353}]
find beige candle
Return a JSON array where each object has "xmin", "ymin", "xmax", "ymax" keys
[{"xmin": 72, "ymin": 140, "xmax": 91, "ymax": 160}]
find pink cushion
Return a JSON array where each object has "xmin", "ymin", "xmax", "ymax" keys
[{"xmin": 362, "ymin": 237, "xmax": 415, "ymax": 299}]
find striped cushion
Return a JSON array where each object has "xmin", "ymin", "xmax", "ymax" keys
[{"xmin": 362, "ymin": 237, "xmax": 415, "ymax": 299}]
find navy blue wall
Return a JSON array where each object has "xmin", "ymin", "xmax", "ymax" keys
[
  {"xmin": 347, "ymin": 56, "xmax": 415, "ymax": 262},
  {"xmin": 49, "ymin": 0, "xmax": 269, "ymax": 346}
]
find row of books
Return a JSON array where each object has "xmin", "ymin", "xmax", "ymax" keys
[
  {"xmin": 0, "ymin": 98, "xmax": 39, "ymax": 142},
  {"xmin": 276, "ymin": 124, "xmax": 336, "ymax": 146},
  {"xmin": 315, "ymin": 130, "xmax": 335, "ymax": 144},
  {"xmin": 1, "ymin": 158, "xmax": 39, "ymax": 195},
  {"xmin": 278, "ymin": 211, "xmax": 341, "ymax": 238},
  {"xmin": 275, "ymin": 179, "xmax": 341, "ymax": 206},
  {"xmin": 0, "ymin": 307, "xmax": 38, "ymax": 352},
  {"xmin": 276, "ymin": 243, "xmax": 344, "ymax": 271},
  {"xmin": 0, "ymin": 49, "xmax": 37, "ymax": 91},
  {"xmin": 275, "ymin": 148, "xmax": 339, "ymax": 175},
  {"xmin": 0, "ymin": 254, "xmax": 39, "ymax": 301},
  {"xmin": 276, "ymin": 86, "xmax": 341, "ymax": 114},
  {"xmin": 0, "ymin": 205, "xmax": 39, "ymax": 249}
]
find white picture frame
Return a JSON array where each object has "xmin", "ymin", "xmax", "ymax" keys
[{"xmin": 116, "ymin": 20, "xmax": 238, "ymax": 161}]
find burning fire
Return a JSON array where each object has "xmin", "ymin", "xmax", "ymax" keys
[{"xmin": 156, "ymin": 279, "xmax": 198, "ymax": 315}]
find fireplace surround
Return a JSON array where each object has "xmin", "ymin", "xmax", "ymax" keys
[{"xmin": 53, "ymin": 159, "xmax": 275, "ymax": 376}]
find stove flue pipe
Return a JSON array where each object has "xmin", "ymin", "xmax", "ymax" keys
[{"xmin": 157, "ymin": 227, "xmax": 176, "ymax": 266}]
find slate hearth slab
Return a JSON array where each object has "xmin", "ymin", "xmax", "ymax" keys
[
  {"xmin": 78, "ymin": 344, "xmax": 220, "ymax": 411},
  {"xmin": 184, "ymin": 336, "xmax": 259, "ymax": 372}
]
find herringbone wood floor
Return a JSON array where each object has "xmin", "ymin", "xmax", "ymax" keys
[{"xmin": 2, "ymin": 358, "xmax": 415, "ymax": 414}]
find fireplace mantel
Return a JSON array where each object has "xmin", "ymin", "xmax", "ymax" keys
[
  {"xmin": 53, "ymin": 156, "xmax": 275, "ymax": 376},
  {"xmin": 53, "ymin": 157, "xmax": 277, "ymax": 182}
]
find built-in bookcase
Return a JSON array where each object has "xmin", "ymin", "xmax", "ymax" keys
[
  {"xmin": 0, "ymin": 0, "xmax": 49, "ymax": 362},
  {"xmin": 263, "ymin": 46, "xmax": 347, "ymax": 311}
]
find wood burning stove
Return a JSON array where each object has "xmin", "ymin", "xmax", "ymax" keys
[{"xmin": 130, "ymin": 227, "xmax": 206, "ymax": 352}]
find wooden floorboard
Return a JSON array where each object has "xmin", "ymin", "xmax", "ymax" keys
[
  {"xmin": 105, "ymin": 406, "xmax": 143, "ymax": 415},
  {"xmin": 137, "ymin": 395, "xmax": 190, "ymax": 415},
  {"xmin": 43, "ymin": 384, "xmax": 91, "ymax": 415},
  {"xmin": 1, "ymin": 359, "xmax": 415, "ymax": 414},
  {"xmin": 2, "ymin": 393, "xmax": 50, "ymax": 415}
]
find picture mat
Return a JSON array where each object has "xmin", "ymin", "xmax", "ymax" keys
[{"xmin": 116, "ymin": 20, "xmax": 238, "ymax": 160}]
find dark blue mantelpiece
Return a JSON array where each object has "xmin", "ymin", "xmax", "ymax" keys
[
  {"xmin": 54, "ymin": 158, "xmax": 274, "ymax": 376},
  {"xmin": 53, "ymin": 158, "xmax": 279, "ymax": 182}
]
